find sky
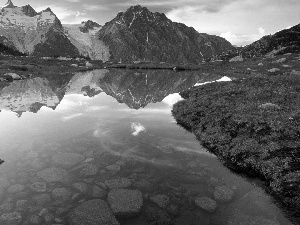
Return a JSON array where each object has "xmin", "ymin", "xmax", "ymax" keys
[{"xmin": 6, "ymin": 0, "xmax": 300, "ymax": 46}]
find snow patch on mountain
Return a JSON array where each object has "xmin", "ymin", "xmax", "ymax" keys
[{"xmin": 63, "ymin": 23, "xmax": 110, "ymax": 61}]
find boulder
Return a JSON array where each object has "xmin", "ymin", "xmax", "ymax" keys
[
  {"xmin": 108, "ymin": 189, "xmax": 143, "ymax": 217},
  {"xmin": 51, "ymin": 153, "xmax": 84, "ymax": 169},
  {"xmin": 273, "ymin": 58, "xmax": 287, "ymax": 63},
  {"xmin": 4, "ymin": 73, "xmax": 22, "ymax": 80},
  {"xmin": 229, "ymin": 56, "xmax": 243, "ymax": 62},
  {"xmin": 195, "ymin": 197, "xmax": 217, "ymax": 212},
  {"xmin": 68, "ymin": 199, "xmax": 119, "ymax": 225}
]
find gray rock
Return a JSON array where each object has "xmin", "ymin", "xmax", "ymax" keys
[
  {"xmin": 37, "ymin": 167, "xmax": 70, "ymax": 183},
  {"xmin": 273, "ymin": 58, "xmax": 286, "ymax": 63},
  {"xmin": 229, "ymin": 56, "xmax": 243, "ymax": 62},
  {"xmin": 108, "ymin": 189, "xmax": 143, "ymax": 217},
  {"xmin": 52, "ymin": 187, "xmax": 72, "ymax": 202},
  {"xmin": 150, "ymin": 195, "xmax": 170, "ymax": 209},
  {"xmin": 268, "ymin": 68, "xmax": 280, "ymax": 73},
  {"xmin": 214, "ymin": 185, "xmax": 234, "ymax": 202},
  {"xmin": 291, "ymin": 70, "xmax": 300, "ymax": 75},
  {"xmin": 91, "ymin": 186, "xmax": 107, "ymax": 199},
  {"xmin": 7, "ymin": 184, "xmax": 25, "ymax": 194},
  {"xmin": 258, "ymin": 103, "xmax": 281, "ymax": 110},
  {"xmin": 72, "ymin": 182, "xmax": 88, "ymax": 194},
  {"xmin": 105, "ymin": 178, "xmax": 131, "ymax": 190},
  {"xmin": 32, "ymin": 194, "xmax": 51, "ymax": 205},
  {"xmin": 0, "ymin": 212, "xmax": 22, "ymax": 224},
  {"xmin": 79, "ymin": 164, "xmax": 99, "ymax": 177},
  {"xmin": 68, "ymin": 199, "xmax": 119, "ymax": 225},
  {"xmin": 195, "ymin": 197, "xmax": 217, "ymax": 212},
  {"xmin": 30, "ymin": 182, "xmax": 47, "ymax": 193},
  {"xmin": 52, "ymin": 153, "xmax": 84, "ymax": 169}
]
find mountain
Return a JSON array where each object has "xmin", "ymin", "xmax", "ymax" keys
[
  {"xmin": 0, "ymin": 0, "xmax": 79, "ymax": 57},
  {"xmin": 97, "ymin": 5, "xmax": 233, "ymax": 63},
  {"xmin": 242, "ymin": 23, "xmax": 300, "ymax": 57}
]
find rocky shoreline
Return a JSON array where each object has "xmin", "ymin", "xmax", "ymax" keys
[{"xmin": 172, "ymin": 73, "xmax": 300, "ymax": 223}]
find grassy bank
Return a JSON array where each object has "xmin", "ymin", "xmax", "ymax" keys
[{"xmin": 172, "ymin": 74, "xmax": 300, "ymax": 223}]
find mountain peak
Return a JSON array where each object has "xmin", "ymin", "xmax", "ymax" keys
[
  {"xmin": 2, "ymin": 0, "xmax": 15, "ymax": 8},
  {"xmin": 21, "ymin": 4, "xmax": 37, "ymax": 17}
]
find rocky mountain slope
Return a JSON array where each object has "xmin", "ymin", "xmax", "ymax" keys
[
  {"xmin": 242, "ymin": 23, "xmax": 300, "ymax": 57},
  {"xmin": 0, "ymin": 0, "xmax": 79, "ymax": 57},
  {"xmin": 98, "ymin": 5, "xmax": 233, "ymax": 63}
]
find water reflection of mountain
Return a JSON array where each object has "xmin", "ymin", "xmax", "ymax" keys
[
  {"xmin": 97, "ymin": 69, "xmax": 221, "ymax": 109},
  {"xmin": 0, "ymin": 69, "xmax": 222, "ymax": 115},
  {"xmin": 0, "ymin": 74, "xmax": 74, "ymax": 116}
]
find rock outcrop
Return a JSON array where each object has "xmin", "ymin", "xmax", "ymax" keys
[{"xmin": 242, "ymin": 23, "xmax": 300, "ymax": 57}]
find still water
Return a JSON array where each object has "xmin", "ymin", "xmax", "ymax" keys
[{"xmin": 0, "ymin": 69, "xmax": 293, "ymax": 224}]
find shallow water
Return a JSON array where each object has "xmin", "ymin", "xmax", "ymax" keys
[{"xmin": 0, "ymin": 69, "xmax": 293, "ymax": 224}]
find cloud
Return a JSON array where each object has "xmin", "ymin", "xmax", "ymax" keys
[
  {"xmin": 62, "ymin": 113, "xmax": 83, "ymax": 121},
  {"xmin": 65, "ymin": 0, "xmax": 81, "ymax": 2},
  {"xmin": 162, "ymin": 93, "xmax": 183, "ymax": 106},
  {"xmin": 258, "ymin": 27, "xmax": 265, "ymax": 35},
  {"xmin": 83, "ymin": 4, "xmax": 108, "ymax": 11},
  {"xmin": 86, "ymin": 106, "xmax": 108, "ymax": 112},
  {"xmin": 220, "ymin": 29, "xmax": 267, "ymax": 46},
  {"xmin": 131, "ymin": 122, "xmax": 146, "ymax": 136}
]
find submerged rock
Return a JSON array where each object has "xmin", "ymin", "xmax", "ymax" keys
[
  {"xmin": 105, "ymin": 178, "xmax": 131, "ymax": 190},
  {"xmin": 195, "ymin": 197, "xmax": 217, "ymax": 212},
  {"xmin": 79, "ymin": 164, "xmax": 99, "ymax": 177},
  {"xmin": 72, "ymin": 182, "xmax": 88, "ymax": 194},
  {"xmin": 52, "ymin": 187, "xmax": 72, "ymax": 202},
  {"xmin": 37, "ymin": 167, "xmax": 70, "ymax": 183},
  {"xmin": 108, "ymin": 189, "xmax": 143, "ymax": 217},
  {"xmin": 213, "ymin": 185, "xmax": 234, "ymax": 202},
  {"xmin": 7, "ymin": 184, "xmax": 25, "ymax": 194},
  {"xmin": 149, "ymin": 195, "xmax": 170, "ymax": 209},
  {"xmin": 30, "ymin": 182, "xmax": 47, "ymax": 193},
  {"xmin": 68, "ymin": 199, "xmax": 119, "ymax": 225},
  {"xmin": 0, "ymin": 212, "xmax": 22, "ymax": 224}
]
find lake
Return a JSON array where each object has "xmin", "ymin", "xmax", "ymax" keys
[{"xmin": 0, "ymin": 69, "xmax": 293, "ymax": 224}]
